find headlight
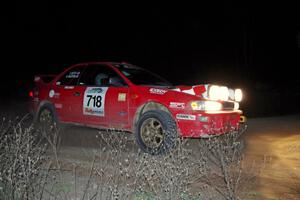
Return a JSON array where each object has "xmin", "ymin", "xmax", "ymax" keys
[
  {"xmin": 191, "ymin": 101, "xmax": 222, "ymax": 111},
  {"xmin": 219, "ymin": 86, "xmax": 229, "ymax": 101},
  {"xmin": 229, "ymin": 88, "xmax": 235, "ymax": 100},
  {"xmin": 235, "ymin": 89, "xmax": 243, "ymax": 102},
  {"xmin": 234, "ymin": 102, "xmax": 239, "ymax": 110},
  {"xmin": 208, "ymin": 85, "xmax": 229, "ymax": 101},
  {"xmin": 208, "ymin": 85, "xmax": 220, "ymax": 100}
]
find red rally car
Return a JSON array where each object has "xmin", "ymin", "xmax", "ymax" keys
[{"xmin": 29, "ymin": 62, "xmax": 246, "ymax": 154}]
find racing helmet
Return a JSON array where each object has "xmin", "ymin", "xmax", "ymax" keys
[{"xmin": 95, "ymin": 73, "xmax": 109, "ymax": 86}]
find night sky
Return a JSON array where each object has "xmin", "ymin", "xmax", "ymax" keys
[{"xmin": 4, "ymin": 2, "xmax": 300, "ymax": 117}]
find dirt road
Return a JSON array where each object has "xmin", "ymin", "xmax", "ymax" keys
[{"xmin": 243, "ymin": 116, "xmax": 300, "ymax": 199}]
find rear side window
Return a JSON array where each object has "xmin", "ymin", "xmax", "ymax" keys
[
  {"xmin": 78, "ymin": 64, "xmax": 126, "ymax": 87},
  {"xmin": 56, "ymin": 66, "xmax": 85, "ymax": 86}
]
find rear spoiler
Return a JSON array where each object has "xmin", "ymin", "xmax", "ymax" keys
[{"xmin": 34, "ymin": 75, "xmax": 56, "ymax": 85}]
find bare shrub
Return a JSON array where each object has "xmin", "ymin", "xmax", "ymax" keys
[
  {"xmin": 0, "ymin": 116, "xmax": 47, "ymax": 200},
  {"xmin": 90, "ymin": 127, "xmax": 260, "ymax": 200},
  {"xmin": 130, "ymin": 139, "xmax": 199, "ymax": 199},
  {"xmin": 193, "ymin": 127, "xmax": 262, "ymax": 200},
  {"xmin": 0, "ymin": 115, "xmax": 262, "ymax": 200},
  {"xmin": 54, "ymin": 130, "xmax": 205, "ymax": 200}
]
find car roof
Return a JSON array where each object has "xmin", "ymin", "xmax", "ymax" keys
[
  {"xmin": 71, "ymin": 62, "xmax": 143, "ymax": 71},
  {"xmin": 73, "ymin": 62, "xmax": 130, "ymax": 66}
]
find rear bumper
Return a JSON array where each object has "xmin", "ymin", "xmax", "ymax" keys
[{"xmin": 177, "ymin": 111, "xmax": 243, "ymax": 138}]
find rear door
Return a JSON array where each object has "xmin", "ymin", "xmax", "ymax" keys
[
  {"xmin": 77, "ymin": 64, "xmax": 129, "ymax": 128},
  {"xmin": 51, "ymin": 65, "xmax": 86, "ymax": 123}
]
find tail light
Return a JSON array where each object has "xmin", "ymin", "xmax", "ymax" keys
[{"xmin": 29, "ymin": 91, "xmax": 33, "ymax": 97}]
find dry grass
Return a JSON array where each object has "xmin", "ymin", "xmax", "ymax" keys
[
  {"xmin": 0, "ymin": 115, "xmax": 264, "ymax": 200},
  {"xmin": 0, "ymin": 115, "xmax": 47, "ymax": 199}
]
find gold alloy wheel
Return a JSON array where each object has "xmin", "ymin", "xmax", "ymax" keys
[
  {"xmin": 140, "ymin": 118, "xmax": 164, "ymax": 149},
  {"xmin": 39, "ymin": 109, "xmax": 54, "ymax": 126}
]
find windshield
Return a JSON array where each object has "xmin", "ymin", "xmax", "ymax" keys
[{"xmin": 114, "ymin": 64, "xmax": 172, "ymax": 86}]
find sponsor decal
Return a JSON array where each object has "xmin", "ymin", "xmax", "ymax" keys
[
  {"xmin": 66, "ymin": 71, "xmax": 80, "ymax": 79},
  {"xmin": 149, "ymin": 88, "xmax": 167, "ymax": 95},
  {"xmin": 86, "ymin": 88, "xmax": 103, "ymax": 94},
  {"xmin": 169, "ymin": 102, "xmax": 185, "ymax": 109},
  {"xmin": 49, "ymin": 90, "xmax": 55, "ymax": 98},
  {"xmin": 64, "ymin": 86, "xmax": 74, "ymax": 89},
  {"xmin": 181, "ymin": 88, "xmax": 195, "ymax": 95},
  {"xmin": 176, "ymin": 114, "xmax": 196, "ymax": 121},
  {"xmin": 193, "ymin": 85, "xmax": 207, "ymax": 95},
  {"xmin": 54, "ymin": 103, "xmax": 63, "ymax": 109},
  {"xmin": 54, "ymin": 92, "xmax": 60, "ymax": 98},
  {"xmin": 49, "ymin": 90, "xmax": 60, "ymax": 98},
  {"xmin": 84, "ymin": 108, "xmax": 103, "ymax": 115},
  {"xmin": 118, "ymin": 93, "xmax": 126, "ymax": 101},
  {"xmin": 83, "ymin": 87, "xmax": 108, "ymax": 116},
  {"xmin": 173, "ymin": 85, "xmax": 207, "ymax": 97}
]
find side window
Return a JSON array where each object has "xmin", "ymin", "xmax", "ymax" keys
[
  {"xmin": 78, "ymin": 65, "xmax": 126, "ymax": 87},
  {"xmin": 56, "ymin": 66, "xmax": 84, "ymax": 86}
]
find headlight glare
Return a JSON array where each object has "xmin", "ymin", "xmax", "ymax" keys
[
  {"xmin": 220, "ymin": 86, "xmax": 229, "ymax": 101},
  {"xmin": 208, "ymin": 85, "xmax": 220, "ymax": 100},
  {"xmin": 229, "ymin": 88, "xmax": 235, "ymax": 100},
  {"xmin": 235, "ymin": 89, "xmax": 243, "ymax": 102},
  {"xmin": 234, "ymin": 102, "xmax": 239, "ymax": 110}
]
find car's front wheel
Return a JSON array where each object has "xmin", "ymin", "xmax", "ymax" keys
[{"xmin": 135, "ymin": 110, "xmax": 177, "ymax": 155}]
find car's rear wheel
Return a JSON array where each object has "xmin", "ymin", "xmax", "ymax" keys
[
  {"xmin": 37, "ymin": 105, "xmax": 58, "ymax": 131},
  {"xmin": 135, "ymin": 110, "xmax": 177, "ymax": 155}
]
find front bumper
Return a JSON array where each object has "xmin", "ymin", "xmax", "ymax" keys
[{"xmin": 176, "ymin": 111, "xmax": 243, "ymax": 138}]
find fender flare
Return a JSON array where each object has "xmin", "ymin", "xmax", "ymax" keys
[{"xmin": 132, "ymin": 101, "xmax": 176, "ymax": 131}]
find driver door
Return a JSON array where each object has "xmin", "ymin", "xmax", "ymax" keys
[{"xmin": 77, "ymin": 64, "xmax": 129, "ymax": 128}]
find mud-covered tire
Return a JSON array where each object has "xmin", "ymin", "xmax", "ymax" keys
[
  {"xmin": 135, "ymin": 110, "xmax": 177, "ymax": 155},
  {"xmin": 36, "ymin": 104, "xmax": 58, "ymax": 131}
]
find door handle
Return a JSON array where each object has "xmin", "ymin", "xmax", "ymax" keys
[{"xmin": 73, "ymin": 91, "xmax": 81, "ymax": 96}]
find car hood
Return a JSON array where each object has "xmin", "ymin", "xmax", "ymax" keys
[
  {"xmin": 137, "ymin": 84, "xmax": 209, "ymax": 99},
  {"xmin": 170, "ymin": 85, "xmax": 209, "ymax": 98}
]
